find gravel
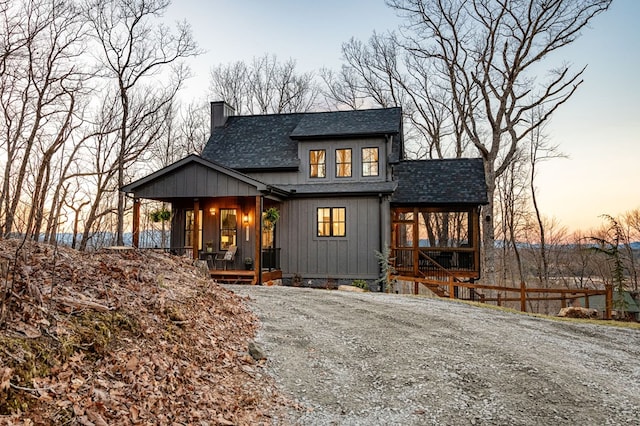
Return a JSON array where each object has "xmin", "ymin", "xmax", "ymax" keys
[{"xmin": 228, "ymin": 285, "xmax": 640, "ymax": 425}]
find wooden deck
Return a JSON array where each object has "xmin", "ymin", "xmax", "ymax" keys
[{"xmin": 209, "ymin": 269, "xmax": 282, "ymax": 285}]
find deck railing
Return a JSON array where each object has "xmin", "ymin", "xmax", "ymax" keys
[{"xmin": 393, "ymin": 247, "xmax": 477, "ymax": 280}]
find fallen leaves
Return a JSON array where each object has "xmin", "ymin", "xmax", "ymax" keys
[{"xmin": 0, "ymin": 239, "xmax": 293, "ymax": 425}]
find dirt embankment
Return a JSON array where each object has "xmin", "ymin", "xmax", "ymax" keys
[
  {"xmin": 230, "ymin": 285, "xmax": 640, "ymax": 425},
  {"xmin": 0, "ymin": 241, "xmax": 289, "ymax": 425}
]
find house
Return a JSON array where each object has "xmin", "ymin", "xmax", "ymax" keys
[{"xmin": 121, "ymin": 102, "xmax": 488, "ymax": 290}]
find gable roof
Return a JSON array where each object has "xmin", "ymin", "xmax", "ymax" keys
[
  {"xmin": 201, "ymin": 107, "xmax": 402, "ymax": 171},
  {"xmin": 391, "ymin": 158, "xmax": 488, "ymax": 205},
  {"xmin": 121, "ymin": 154, "xmax": 288, "ymax": 201}
]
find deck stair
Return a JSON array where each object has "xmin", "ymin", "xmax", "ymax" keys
[{"xmin": 210, "ymin": 270, "xmax": 255, "ymax": 285}]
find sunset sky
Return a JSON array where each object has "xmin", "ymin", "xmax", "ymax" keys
[{"xmin": 167, "ymin": 0, "xmax": 640, "ymax": 234}]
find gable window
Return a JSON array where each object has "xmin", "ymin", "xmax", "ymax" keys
[
  {"xmin": 317, "ymin": 207, "xmax": 346, "ymax": 237},
  {"xmin": 362, "ymin": 147, "xmax": 379, "ymax": 177},
  {"xmin": 336, "ymin": 148, "xmax": 352, "ymax": 177},
  {"xmin": 219, "ymin": 208, "xmax": 237, "ymax": 250},
  {"xmin": 309, "ymin": 149, "xmax": 326, "ymax": 178}
]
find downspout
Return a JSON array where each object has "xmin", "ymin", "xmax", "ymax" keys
[
  {"xmin": 259, "ymin": 196, "xmax": 264, "ymax": 285},
  {"xmin": 379, "ymin": 193, "xmax": 384, "ymax": 292}
]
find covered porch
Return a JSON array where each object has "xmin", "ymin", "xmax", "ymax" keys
[
  {"xmin": 391, "ymin": 205, "xmax": 482, "ymax": 297},
  {"xmin": 122, "ymin": 155, "xmax": 287, "ymax": 285}
]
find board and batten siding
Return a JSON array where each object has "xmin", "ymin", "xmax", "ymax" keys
[
  {"xmin": 279, "ymin": 196, "xmax": 382, "ymax": 280},
  {"xmin": 134, "ymin": 162, "xmax": 262, "ymax": 199}
]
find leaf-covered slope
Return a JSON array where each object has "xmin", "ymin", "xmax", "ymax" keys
[{"xmin": 0, "ymin": 240, "xmax": 289, "ymax": 425}]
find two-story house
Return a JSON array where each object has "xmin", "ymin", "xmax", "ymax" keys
[{"xmin": 122, "ymin": 102, "xmax": 488, "ymax": 292}]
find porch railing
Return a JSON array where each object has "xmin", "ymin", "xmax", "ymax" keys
[{"xmin": 393, "ymin": 247, "xmax": 477, "ymax": 280}]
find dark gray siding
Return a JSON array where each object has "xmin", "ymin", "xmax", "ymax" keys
[
  {"xmin": 278, "ymin": 196, "xmax": 382, "ymax": 280},
  {"xmin": 133, "ymin": 162, "xmax": 262, "ymax": 199}
]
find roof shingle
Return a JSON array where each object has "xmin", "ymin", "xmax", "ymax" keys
[
  {"xmin": 391, "ymin": 158, "xmax": 488, "ymax": 205},
  {"xmin": 201, "ymin": 108, "xmax": 402, "ymax": 171},
  {"xmin": 290, "ymin": 107, "xmax": 401, "ymax": 138}
]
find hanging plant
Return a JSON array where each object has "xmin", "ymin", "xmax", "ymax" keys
[
  {"xmin": 150, "ymin": 208, "xmax": 171, "ymax": 223},
  {"xmin": 263, "ymin": 207, "xmax": 280, "ymax": 230}
]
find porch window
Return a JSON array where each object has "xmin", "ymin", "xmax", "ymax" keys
[
  {"xmin": 336, "ymin": 148, "xmax": 352, "ymax": 177},
  {"xmin": 397, "ymin": 223, "xmax": 414, "ymax": 247},
  {"xmin": 310, "ymin": 149, "xmax": 326, "ymax": 178},
  {"xmin": 262, "ymin": 222, "xmax": 275, "ymax": 248},
  {"xmin": 185, "ymin": 209, "xmax": 203, "ymax": 250},
  {"xmin": 419, "ymin": 211, "xmax": 469, "ymax": 247},
  {"xmin": 219, "ymin": 208, "xmax": 237, "ymax": 250},
  {"xmin": 317, "ymin": 207, "xmax": 346, "ymax": 237},
  {"xmin": 362, "ymin": 147, "xmax": 379, "ymax": 177}
]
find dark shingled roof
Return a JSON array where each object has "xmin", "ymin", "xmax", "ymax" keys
[
  {"xmin": 201, "ymin": 107, "xmax": 402, "ymax": 171},
  {"xmin": 290, "ymin": 107, "xmax": 402, "ymax": 138},
  {"xmin": 201, "ymin": 113, "xmax": 302, "ymax": 170},
  {"xmin": 391, "ymin": 158, "xmax": 488, "ymax": 205}
]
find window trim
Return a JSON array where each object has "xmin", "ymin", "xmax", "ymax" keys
[
  {"xmin": 317, "ymin": 207, "xmax": 346, "ymax": 237},
  {"xmin": 361, "ymin": 147, "xmax": 379, "ymax": 177}
]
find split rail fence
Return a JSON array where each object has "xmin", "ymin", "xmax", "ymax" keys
[{"xmin": 395, "ymin": 275, "xmax": 613, "ymax": 320}]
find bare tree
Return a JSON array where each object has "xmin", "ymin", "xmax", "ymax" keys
[
  {"xmin": 323, "ymin": 33, "xmax": 469, "ymax": 159},
  {"xmin": 178, "ymin": 99, "xmax": 209, "ymax": 155},
  {"xmin": 209, "ymin": 54, "xmax": 321, "ymax": 115},
  {"xmin": 0, "ymin": 0, "xmax": 87, "ymax": 239},
  {"xmin": 86, "ymin": 0, "xmax": 200, "ymax": 245},
  {"xmin": 527, "ymin": 110, "xmax": 566, "ymax": 288},
  {"xmin": 495, "ymin": 150, "xmax": 530, "ymax": 287},
  {"xmin": 619, "ymin": 209, "xmax": 640, "ymax": 292},
  {"xmin": 385, "ymin": 0, "xmax": 612, "ymax": 282},
  {"xmin": 209, "ymin": 61, "xmax": 249, "ymax": 114}
]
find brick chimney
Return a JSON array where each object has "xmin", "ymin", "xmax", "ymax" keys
[{"xmin": 210, "ymin": 101, "xmax": 235, "ymax": 134}]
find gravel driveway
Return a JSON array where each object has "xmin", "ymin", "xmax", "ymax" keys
[{"xmin": 228, "ymin": 285, "xmax": 640, "ymax": 425}]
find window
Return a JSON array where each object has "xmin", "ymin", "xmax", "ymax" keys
[
  {"xmin": 219, "ymin": 208, "xmax": 237, "ymax": 250},
  {"xmin": 317, "ymin": 207, "xmax": 346, "ymax": 237},
  {"xmin": 309, "ymin": 149, "xmax": 326, "ymax": 178},
  {"xmin": 362, "ymin": 147, "xmax": 379, "ymax": 177},
  {"xmin": 335, "ymin": 148, "xmax": 352, "ymax": 177},
  {"xmin": 185, "ymin": 209, "xmax": 203, "ymax": 250}
]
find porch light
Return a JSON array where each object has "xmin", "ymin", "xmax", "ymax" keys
[
  {"xmin": 209, "ymin": 207, "xmax": 216, "ymax": 216},
  {"xmin": 243, "ymin": 214, "xmax": 249, "ymax": 224}
]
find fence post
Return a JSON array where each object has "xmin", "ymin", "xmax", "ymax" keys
[
  {"xmin": 520, "ymin": 281, "xmax": 526, "ymax": 312},
  {"xmin": 449, "ymin": 276, "xmax": 455, "ymax": 299}
]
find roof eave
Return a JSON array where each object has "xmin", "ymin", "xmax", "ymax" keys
[{"xmin": 292, "ymin": 131, "xmax": 398, "ymax": 140}]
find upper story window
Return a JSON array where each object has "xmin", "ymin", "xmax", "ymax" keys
[
  {"xmin": 310, "ymin": 149, "xmax": 326, "ymax": 178},
  {"xmin": 317, "ymin": 207, "xmax": 346, "ymax": 237},
  {"xmin": 362, "ymin": 147, "xmax": 379, "ymax": 177},
  {"xmin": 336, "ymin": 148, "xmax": 352, "ymax": 178}
]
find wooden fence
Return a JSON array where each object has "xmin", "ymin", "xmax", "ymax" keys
[{"xmin": 394, "ymin": 275, "xmax": 614, "ymax": 320}]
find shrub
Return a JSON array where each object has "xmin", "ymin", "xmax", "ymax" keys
[{"xmin": 352, "ymin": 279, "xmax": 368, "ymax": 290}]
